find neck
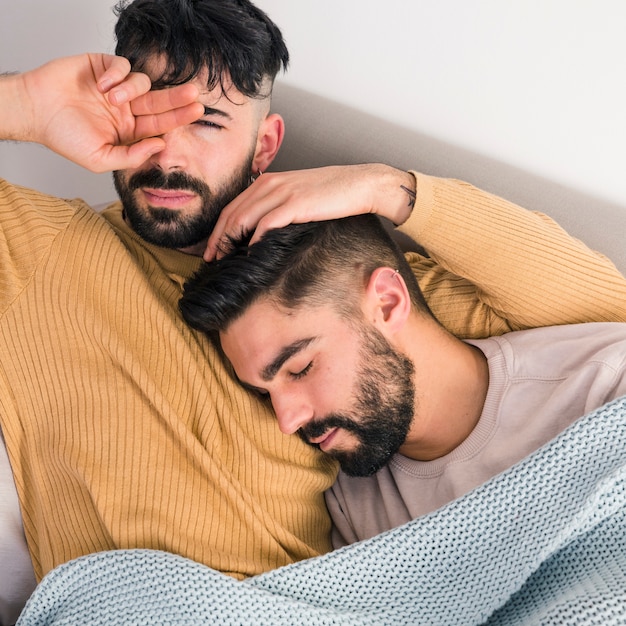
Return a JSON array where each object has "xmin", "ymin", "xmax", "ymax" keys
[{"xmin": 398, "ymin": 320, "xmax": 489, "ymax": 461}]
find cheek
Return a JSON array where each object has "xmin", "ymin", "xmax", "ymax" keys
[
  {"xmin": 197, "ymin": 143, "xmax": 254, "ymax": 183},
  {"xmin": 316, "ymin": 358, "xmax": 357, "ymax": 411}
]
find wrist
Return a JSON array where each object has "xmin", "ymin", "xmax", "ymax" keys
[
  {"xmin": 378, "ymin": 166, "xmax": 416, "ymax": 226},
  {"xmin": 0, "ymin": 72, "xmax": 34, "ymax": 142},
  {"xmin": 397, "ymin": 171, "xmax": 417, "ymax": 225},
  {"xmin": 359, "ymin": 164, "xmax": 417, "ymax": 225}
]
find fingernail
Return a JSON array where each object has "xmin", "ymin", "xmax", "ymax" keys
[
  {"xmin": 98, "ymin": 78, "xmax": 113, "ymax": 92},
  {"xmin": 109, "ymin": 88, "xmax": 127, "ymax": 105}
]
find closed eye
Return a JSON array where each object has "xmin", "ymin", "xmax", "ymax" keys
[
  {"xmin": 290, "ymin": 362, "xmax": 313, "ymax": 380},
  {"xmin": 193, "ymin": 120, "xmax": 223, "ymax": 130},
  {"xmin": 195, "ymin": 105, "xmax": 231, "ymax": 130}
]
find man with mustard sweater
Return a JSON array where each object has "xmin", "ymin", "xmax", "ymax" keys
[{"xmin": 1, "ymin": 0, "xmax": 625, "ymax": 623}]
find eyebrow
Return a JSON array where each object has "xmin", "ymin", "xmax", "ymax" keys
[
  {"xmin": 261, "ymin": 337, "xmax": 316, "ymax": 382},
  {"xmin": 202, "ymin": 105, "xmax": 233, "ymax": 120}
]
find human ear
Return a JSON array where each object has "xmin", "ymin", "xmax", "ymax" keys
[
  {"xmin": 252, "ymin": 113, "xmax": 285, "ymax": 173},
  {"xmin": 364, "ymin": 267, "xmax": 412, "ymax": 333}
]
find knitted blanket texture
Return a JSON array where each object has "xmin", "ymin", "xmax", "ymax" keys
[{"xmin": 18, "ymin": 396, "xmax": 626, "ymax": 625}]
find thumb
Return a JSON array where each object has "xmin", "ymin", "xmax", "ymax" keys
[{"xmin": 89, "ymin": 138, "xmax": 165, "ymax": 173}]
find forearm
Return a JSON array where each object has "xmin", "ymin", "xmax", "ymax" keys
[{"xmin": 400, "ymin": 172, "xmax": 626, "ymax": 326}]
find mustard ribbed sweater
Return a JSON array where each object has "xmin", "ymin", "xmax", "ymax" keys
[
  {"xmin": 402, "ymin": 172, "xmax": 626, "ymax": 335},
  {"xmin": 1, "ymin": 174, "xmax": 624, "ymax": 582}
]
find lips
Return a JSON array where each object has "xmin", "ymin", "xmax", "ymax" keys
[
  {"xmin": 142, "ymin": 188, "xmax": 197, "ymax": 209},
  {"xmin": 309, "ymin": 427, "xmax": 339, "ymax": 452}
]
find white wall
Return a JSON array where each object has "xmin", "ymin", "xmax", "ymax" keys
[
  {"xmin": 256, "ymin": 0, "xmax": 626, "ymax": 210},
  {"xmin": 2, "ymin": 0, "xmax": 625, "ymax": 210}
]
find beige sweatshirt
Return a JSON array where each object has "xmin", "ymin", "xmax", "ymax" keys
[{"xmin": 328, "ymin": 322, "xmax": 626, "ymax": 547}]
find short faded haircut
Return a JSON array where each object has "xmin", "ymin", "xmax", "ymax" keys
[
  {"xmin": 180, "ymin": 214, "xmax": 432, "ymax": 335},
  {"xmin": 114, "ymin": 0, "xmax": 289, "ymax": 98}
]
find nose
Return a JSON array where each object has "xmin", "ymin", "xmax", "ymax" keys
[
  {"xmin": 271, "ymin": 393, "xmax": 314, "ymax": 435},
  {"xmin": 148, "ymin": 128, "xmax": 189, "ymax": 172}
]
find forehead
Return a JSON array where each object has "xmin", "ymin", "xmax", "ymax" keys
[
  {"xmin": 221, "ymin": 298, "xmax": 306, "ymax": 362},
  {"xmin": 220, "ymin": 298, "xmax": 346, "ymax": 379}
]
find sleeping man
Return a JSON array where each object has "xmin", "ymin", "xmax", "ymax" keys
[{"xmin": 180, "ymin": 213, "xmax": 626, "ymax": 548}]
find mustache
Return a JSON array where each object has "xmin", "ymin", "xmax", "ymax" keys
[
  {"xmin": 127, "ymin": 168, "xmax": 209, "ymax": 196},
  {"xmin": 298, "ymin": 414, "xmax": 357, "ymax": 443}
]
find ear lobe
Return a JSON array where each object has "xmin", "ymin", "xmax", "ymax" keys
[
  {"xmin": 365, "ymin": 267, "xmax": 411, "ymax": 333},
  {"xmin": 252, "ymin": 113, "xmax": 285, "ymax": 173}
]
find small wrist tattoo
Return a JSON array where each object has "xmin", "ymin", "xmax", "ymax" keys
[{"xmin": 400, "ymin": 184, "xmax": 416, "ymax": 208}]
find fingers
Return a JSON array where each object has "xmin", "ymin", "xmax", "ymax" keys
[
  {"xmin": 245, "ymin": 196, "xmax": 313, "ymax": 246},
  {"xmin": 204, "ymin": 177, "xmax": 290, "ymax": 260},
  {"xmin": 130, "ymin": 82, "xmax": 201, "ymax": 115},
  {"xmin": 100, "ymin": 61, "xmax": 203, "ymax": 141},
  {"xmin": 203, "ymin": 172, "xmax": 326, "ymax": 261},
  {"xmin": 124, "ymin": 138, "xmax": 168, "ymax": 168},
  {"xmin": 85, "ymin": 138, "xmax": 167, "ymax": 173},
  {"xmin": 94, "ymin": 55, "xmax": 134, "ymax": 97},
  {"xmin": 104, "ymin": 68, "xmax": 203, "ymax": 140},
  {"xmin": 202, "ymin": 166, "xmax": 388, "ymax": 261},
  {"xmin": 131, "ymin": 84, "xmax": 204, "ymax": 139},
  {"xmin": 107, "ymin": 72, "xmax": 152, "ymax": 107},
  {"xmin": 133, "ymin": 100, "xmax": 205, "ymax": 140},
  {"xmin": 96, "ymin": 54, "xmax": 201, "ymax": 116},
  {"xmin": 93, "ymin": 55, "xmax": 151, "ymax": 106}
]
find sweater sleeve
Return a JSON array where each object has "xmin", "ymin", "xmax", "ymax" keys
[{"xmin": 398, "ymin": 172, "xmax": 626, "ymax": 338}]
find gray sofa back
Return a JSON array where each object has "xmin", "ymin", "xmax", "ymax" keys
[{"xmin": 270, "ymin": 82, "xmax": 626, "ymax": 276}]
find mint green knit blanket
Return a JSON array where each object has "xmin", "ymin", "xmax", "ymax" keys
[{"xmin": 18, "ymin": 396, "xmax": 626, "ymax": 625}]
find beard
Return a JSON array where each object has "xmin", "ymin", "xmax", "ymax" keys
[
  {"xmin": 113, "ymin": 155, "xmax": 253, "ymax": 249},
  {"xmin": 298, "ymin": 323, "xmax": 415, "ymax": 477}
]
